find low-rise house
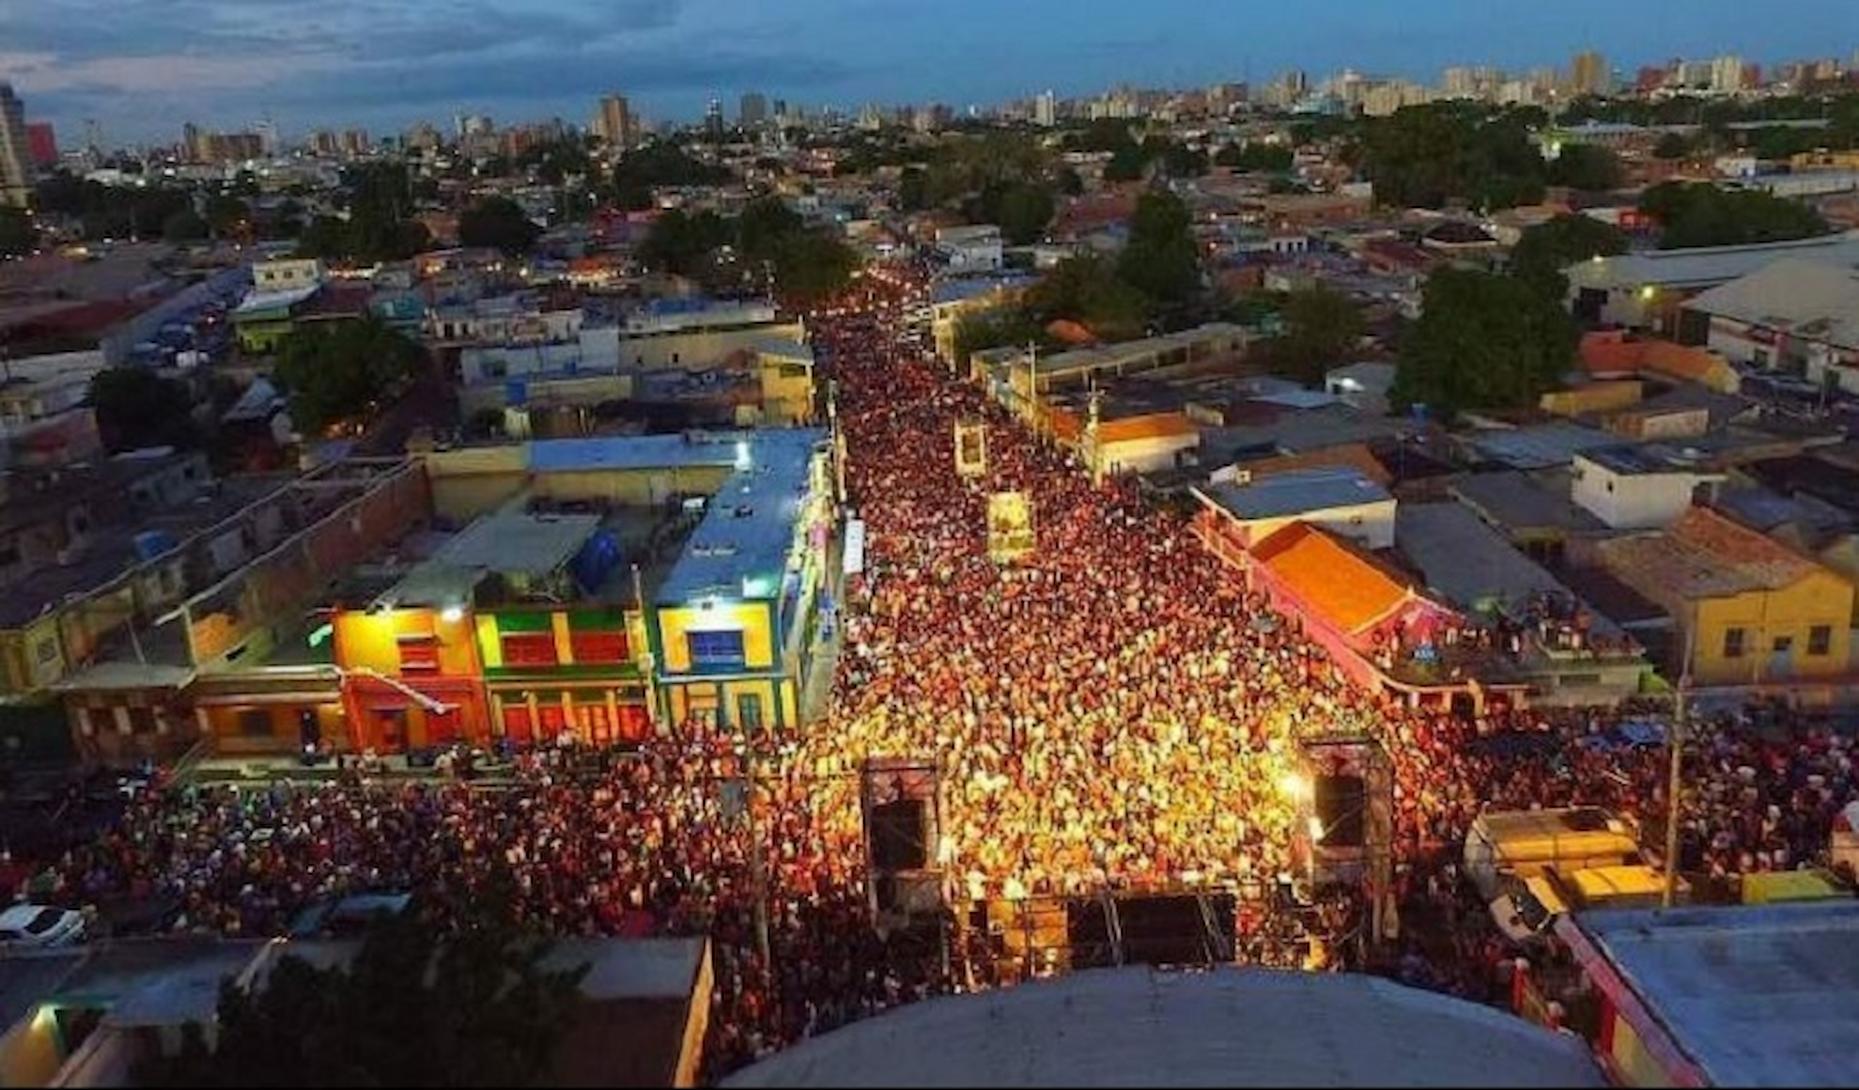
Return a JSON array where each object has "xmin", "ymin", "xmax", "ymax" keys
[
  {"xmin": 1194, "ymin": 467, "xmax": 1396, "ymax": 550},
  {"xmin": 1570, "ymin": 445, "xmax": 1726, "ymax": 529},
  {"xmin": 1680, "ymin": 258, "xmax": 1859, "ymax": 394}
]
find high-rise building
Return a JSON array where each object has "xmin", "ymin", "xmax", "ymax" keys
[
  {"xmin": 739, "ymin": 92, "xmax": 767, "ymax": 127},
  {"xmin": 0, "ymin": 83, "xmax": 29, "ymax": 208},
  {"xmin": 1034, "ymin": 89, "xmax": 1057, "ymax": 127},
  {"xmin": 704, "ymin": 98, "xmax": 724, "ymax": 139},
  {"xmin": 310, "ymin": 130, "xmax": 341, "ymax": 157},
  {"xmin": 341, "ymin": 129, "xmax": 371, "ymax": 157},
  {"xmin": 1570, "ymin": 50, "xmax": 1609, "ymax": 96},
  {"xmin": 1709, "ymin": 55, "xmax": 1747, "ymax": 93},
  {"xmin": 254, "ymin": 119, "xmax": 280, "ymax": 157},
  {"xmin": 597, "ymin": 94, "xmax": 636, "ymax": 150},
  {"xmin": 25, "ymin": 122, "xmax": 56, "ymax": 169}
]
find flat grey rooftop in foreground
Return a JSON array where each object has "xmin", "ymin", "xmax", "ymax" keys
[
  {"xmin": 1572, "ymin": 901, "xmax": 1859, "ymax": 1087},
  {"xmin": 723, "ymin": 966, "xmax": 1603, "ymax": 1088}
]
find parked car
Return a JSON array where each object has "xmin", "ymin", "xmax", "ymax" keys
[{"xmin": 0, "ymin": 904, "xmax": 86, "ymax": 949}]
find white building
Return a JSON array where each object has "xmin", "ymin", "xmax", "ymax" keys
[
  {"xmin": 1570, "ymin": 446, "xmax": 1724, "ymax": 530},
  {"xmin": 1034, "ymin": 91, "xmax": 1058, "ymax": 128},
  {"xmin": 935, "ymin": 224, "xmax": 1005, "ymax": 273},
  {"xmin": 250, "ymin": 258, "xmax": 325, "ymax": 295},
  {"xmin": 1324, "ymin": 362, "xmax": 1396, "ymax": 416},
  {"xmin": 1710, "ymin": 55, "xmax": 1747, "ymax": 93},
  {"xmin": 1681, "ymin": 257, "xmax": 1859, "ymax": 393}
]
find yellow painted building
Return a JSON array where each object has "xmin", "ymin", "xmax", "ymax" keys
[{"xmin": 1599, "ymin": 506, "xmax": 1855, "ymax": 687}]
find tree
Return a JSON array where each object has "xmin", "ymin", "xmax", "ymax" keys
[
  {"xmin": 736, "ymin": 196, "xmax": 803, "ymax": 261},
  {"xmin": 1652, "ymin": 132, "xmax": 1692, "ymax": 160},
  {"xmin": 951, "ymin": 308, "xmax": 1047, "ymax": 369},
  {"xmin": 1214, "ymin": 142, "xmax": 1294, "ymax": 172},
  {"xmin": 1024, "ymin": 253, "xmax": 1149, "ymax": 342},
  {"xmin": 204, "ymin": 194, "xmax": 250, "ymax": 238},
  {"xmin": 972, "ymin": 181, "xmax": 1054, "ymax": 246},
  {"xmin": 1640, "ymin": 182, "xmax": 1829, "ymax": 249},
  {"xmin": 1509, "ymin": 214, "xmax": 1629, "ymax": 299},
  {"xmin": 136, "ymin": 899, "xmax": 587, "ymax": 1087},
  {"xmin": 88, "ymin": 368, "xmax": 198, "ymax": 452},
  {"xmin": 1546, "ymin": 144, "xmax": 1623, "ymax": 191},
  {"xmin": 1391, "ymin": 268, "xmax": 1578, "ymax": 417},
  {"xmin": 459, "ymin": 196, "xmax": 541, "ymax": 255},
  {"xmin": 161, "ymin": 208, "xmax": 209, "ymax": 243},
  {"xmin": 0, "ymin": 206, "xmax": 34, "ymax": 257},
  {"xmin": 273, "ymin": 317, "xmax": 423, "ymax": 435},
  {"xmin": 769, "ymin": 229, "xmax": 859, "ymax": 306},
  {"xmin": 1358, "ymin": 103, "xmax": 1547, "ymax": 210},
  {"xmin": 1256, "ymin": 287, "xmax": 1364, "ymax": 385},
  {"xmin": 637, "ymin": 209, "xmax": 732, "ymax": 277},
  {"xmin": 1117, "ymin": 191, "xmax": 1201, "ymax": 308}
]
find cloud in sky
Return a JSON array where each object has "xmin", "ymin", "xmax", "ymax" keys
[{"xmin": 0, "ymin": 0, "xmax": 1853, "ymax": 144}]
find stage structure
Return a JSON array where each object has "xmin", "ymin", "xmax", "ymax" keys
[
  {"xmin": 860, "ymin": 757, "xmax": 945, "ymax": 935},
  {"xmin": 1294, "ymin": 735, "xmax": 1394, "ymax": 950},
  {"xmin": 986, "ymin": 491, "xmax": 1035, "ymax": 563},
  {"xmin": 954, "ymin": 418, "xmax": 988, "ymax": 478}
]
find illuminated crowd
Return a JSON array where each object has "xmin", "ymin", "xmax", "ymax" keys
[{"xmin": 15, "ymin": 270, "xmax": 1859, "ymax": 1074}]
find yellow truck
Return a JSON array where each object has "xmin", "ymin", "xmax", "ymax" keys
[{"xmin": 1463, "ymin": 808, "xmax": 1650, "ymax": 943}]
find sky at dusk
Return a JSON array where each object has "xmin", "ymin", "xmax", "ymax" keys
[{"xmin": 1, "ymin": 0, "xmax": 1855, "ymax": 145}]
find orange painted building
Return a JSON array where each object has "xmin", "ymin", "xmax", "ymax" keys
[{"xmin": 332, "ymin": 605, "xmax": 490, "ymax": 751}]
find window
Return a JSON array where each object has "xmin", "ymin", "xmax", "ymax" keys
[
  {"xmin": 398, "ymin": 636, "xmax": 439, "ymax": 673},
  {"xmin": 687, "ymin": 629, "xmax": 746, "ymax": 668},
  {"xmin": 1723, "ymin": 627, "xmax": 1747, "ymax": 659},
  {"xmin": 736, "ymin": 692, "xmax": 764, "ymax": 732},
  {"xmin": 569, "ymin": 629, "xmax": 628, "ymax": 663},
  {"xmin": 501, "ymin": 632, "xmax": 558, "ymax": 666},
  {"xmin": 483, "ymin": 358, "xmax": 507, "ymax": 379},
  {"xmin": 238, "ymin": 708, "xmax": 273, "ymax": 738},
  {"xmin": 1810, "ymin": 626, "xmax": 1833, "ymax": 656},
  {"xmin": 1773, "ymin": 635, "xmax": 1794, "ymax": 654}
]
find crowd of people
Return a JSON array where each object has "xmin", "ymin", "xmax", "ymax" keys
[{"xmin": 15, "ymin": 274, "xmax": 1859, "ymax": 1077}]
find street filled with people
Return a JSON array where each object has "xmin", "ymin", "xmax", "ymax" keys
[{"xmin": 14, "ymin": 269, "xmax": 1859, "ymax": 1076}]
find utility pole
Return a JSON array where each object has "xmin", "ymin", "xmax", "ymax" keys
[
  {"xmin": 1662, "ymin": 626, "xmax": 1696, "ymax": 909},
  {"xmin": 1086, "ymin": 379, "xmax": 1104, "ymax": 487}
]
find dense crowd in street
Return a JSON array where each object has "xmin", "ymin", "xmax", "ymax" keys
[{"xmin": 13, "ymin": 272, "xmax": 1859, "ymax": 1075}]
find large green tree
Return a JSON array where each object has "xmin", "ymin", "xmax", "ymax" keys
[
  {"xmin": 136, "ymin": 904, "xmax": 587, "ymax": 1087},
  {"xmin": 1117, "ymin": 190, "xmax": 1202, "ymax": 307},
  {"xmin": 1545, "ymin": 144, "xmax": 1623, "ymax": 191},
  {"xmin": 1256, "ymin": 287, "xmax": 1364, "ymax": 385},
  {"xmin": 1359, "ymin": 103, "xmax": 1547, "ymax": 210},
  {"xmin": 161, "ymin": 207, "xmax": 209, "ymax": 243},
  {"xmin": 637, "ymin": 209, "xmax": 733, "ymax": 277},
  {"xmin": 1214, "ymin": 142, "xmax": 1294, "ymax": 172},
  {"xmin": 769, "ymin": 229, "xmax": 860, "ymax": 305},
  {"xmin": 88, "ymin": 367, "xmax": 198, "ymax": 452},
  {"xmin": 1392, "ymin": 269, "xmax": 1578, "ymax": 416},
  {"xmin": 1509, "ymin": 214, "xmax": 1629, "ymax": 299},
  {"xmin": 1024, "ymin": 253, "xmax": 1150, "ymax": 342},
  {"xmin": 459, "ymin": 196, "xmax": 541, "ymax": 255},
  {"xmin": 1640, "ymin": 182, "xmax": 1829, "ymax": 249},
  {"xmin": 273, "ymin": 317, "xmax": 423, "ymax": 436}
]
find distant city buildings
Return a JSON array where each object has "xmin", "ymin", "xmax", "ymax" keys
[
  {"xmin": 1570, "ymin": 50, "xmax": 1610, "ymax": 96},
  {"xmin": 739, "ymin": 91, "xmax": 768, "ymax": 128},
  {"xmin": 595, "ymin": 94, "xmax": 637, "ymax": 150},
  {"xmin": 1034, "ymin": 89, "xmax": 1058, "ymax": 128}
]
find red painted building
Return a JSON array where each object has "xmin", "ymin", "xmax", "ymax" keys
[{"xmin": 25, "ymin": 122, "xmax": 56, "ymax": 168}]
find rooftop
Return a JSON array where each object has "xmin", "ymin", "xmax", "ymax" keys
[
  {"xmin": 1577, "ymin": 443, "xmax": 1724, "ymax": 477},
  {"xmin": 1567, "ymin": 901, "xmax": 1859, "ymax": 1088},
  {"xmin": 1465, "ymin": 423, "xmax": 1618, "ymax": 471},
  {"xmin": 1598, "ymin": 505, "xmax": 1826, "ymax": 599},
  {"xmin": 429, "ymin": 509, "xmax": 600, "ymax": 579},
  {"xmin": 1250, "ymin": 521, "xmax": 1416, "ymax": 635},
  {"xmin": 1566, "ymin": 231, "xmax": 1859, "ymax": 293},
  {"xmin": 1396, "ymin": 502, "xmax": 1625, "ymax": 640},
  {"xmin": 1449, "ymin": 471, "xmax": 1607, "ymax": 537},
  {"xmin": 1201, "ymin": 467, "xmax": 1392, "ymax": 521},
  {"xmin": 1682, "ymin": 257, "xmax": 1859, "ymax": 350},
  {"xmin": 723, "ymin": 966, "xmax": 1602, "ymax": 1088}
]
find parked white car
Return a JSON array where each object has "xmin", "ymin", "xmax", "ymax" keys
[{"xmin": 0, "ymin": 904, "xmax": 86, "ymax": 949}]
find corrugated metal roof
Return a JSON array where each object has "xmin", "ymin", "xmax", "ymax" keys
[
  {"xmin": 1566, "ymin": 232, "xmax": 1859, "ymax": 293},
  {"xmin": 1573, "ymin": 901, "xmax": 1859, "ymax": 1088},
  {"xmin": 1203, "ymin": 467, "xmax": 1391, "ymax": 521},
  {"xmin": 1683, "ymin": 257, "xmax": 1859, "ymax": 351}
]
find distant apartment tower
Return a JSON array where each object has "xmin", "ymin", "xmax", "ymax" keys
[
  {"xmin": 1570, "ymin": 50, "xmax": 1609, "ymax": 96},
  {"xmin": 739, "ymin": 92, "xmax": 768, "ymax": 127},
  {"xmin": 598, "ymin": 94, "xmax": 635, "ymax": 149},
  {"xmin": 310, "ymin": 130, "xmax": 341, "ymax": 157},
  {"xmin": 341, "ymin": 129, "xmax": 371, "ymax": 157},
  {"xmin": 0, "ymin": 84, "xmax": 27, "ymax": 208},
  {"xmin": 1710, "ymin": 55, "xmax": 1747, "ymax": 93},
  {"xmin": 1034, "ymin": 89, "xmax": 1058, "ymax": 127},
  {"xmin": 704, "ymin": 98, "xmax": 724, "ymax": 139},
  {"xmin": 25, "ymin": 122, "xmax": 56, "ymax": 169}
]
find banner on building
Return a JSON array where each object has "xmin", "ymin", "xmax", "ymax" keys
[
  {"xmin": 843, "ymin": 518, "xmax": 867, "ymax": 576},
  {"xmin": 954, "ymin": 418, "xmax": 987, "ymax": 478},
  {"xmin": 986, "ymin": 491, "xmax": 1035, "ymax": 563}
]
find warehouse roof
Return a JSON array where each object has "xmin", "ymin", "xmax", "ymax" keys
[{"xmin": 1682, "ymin": 258, "xmax": 1859, "ymax": 350}]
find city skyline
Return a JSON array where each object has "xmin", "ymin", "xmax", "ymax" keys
[{"xmin": 0, "ymin": 0, "xmax": 1856, "ymax": 144}]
